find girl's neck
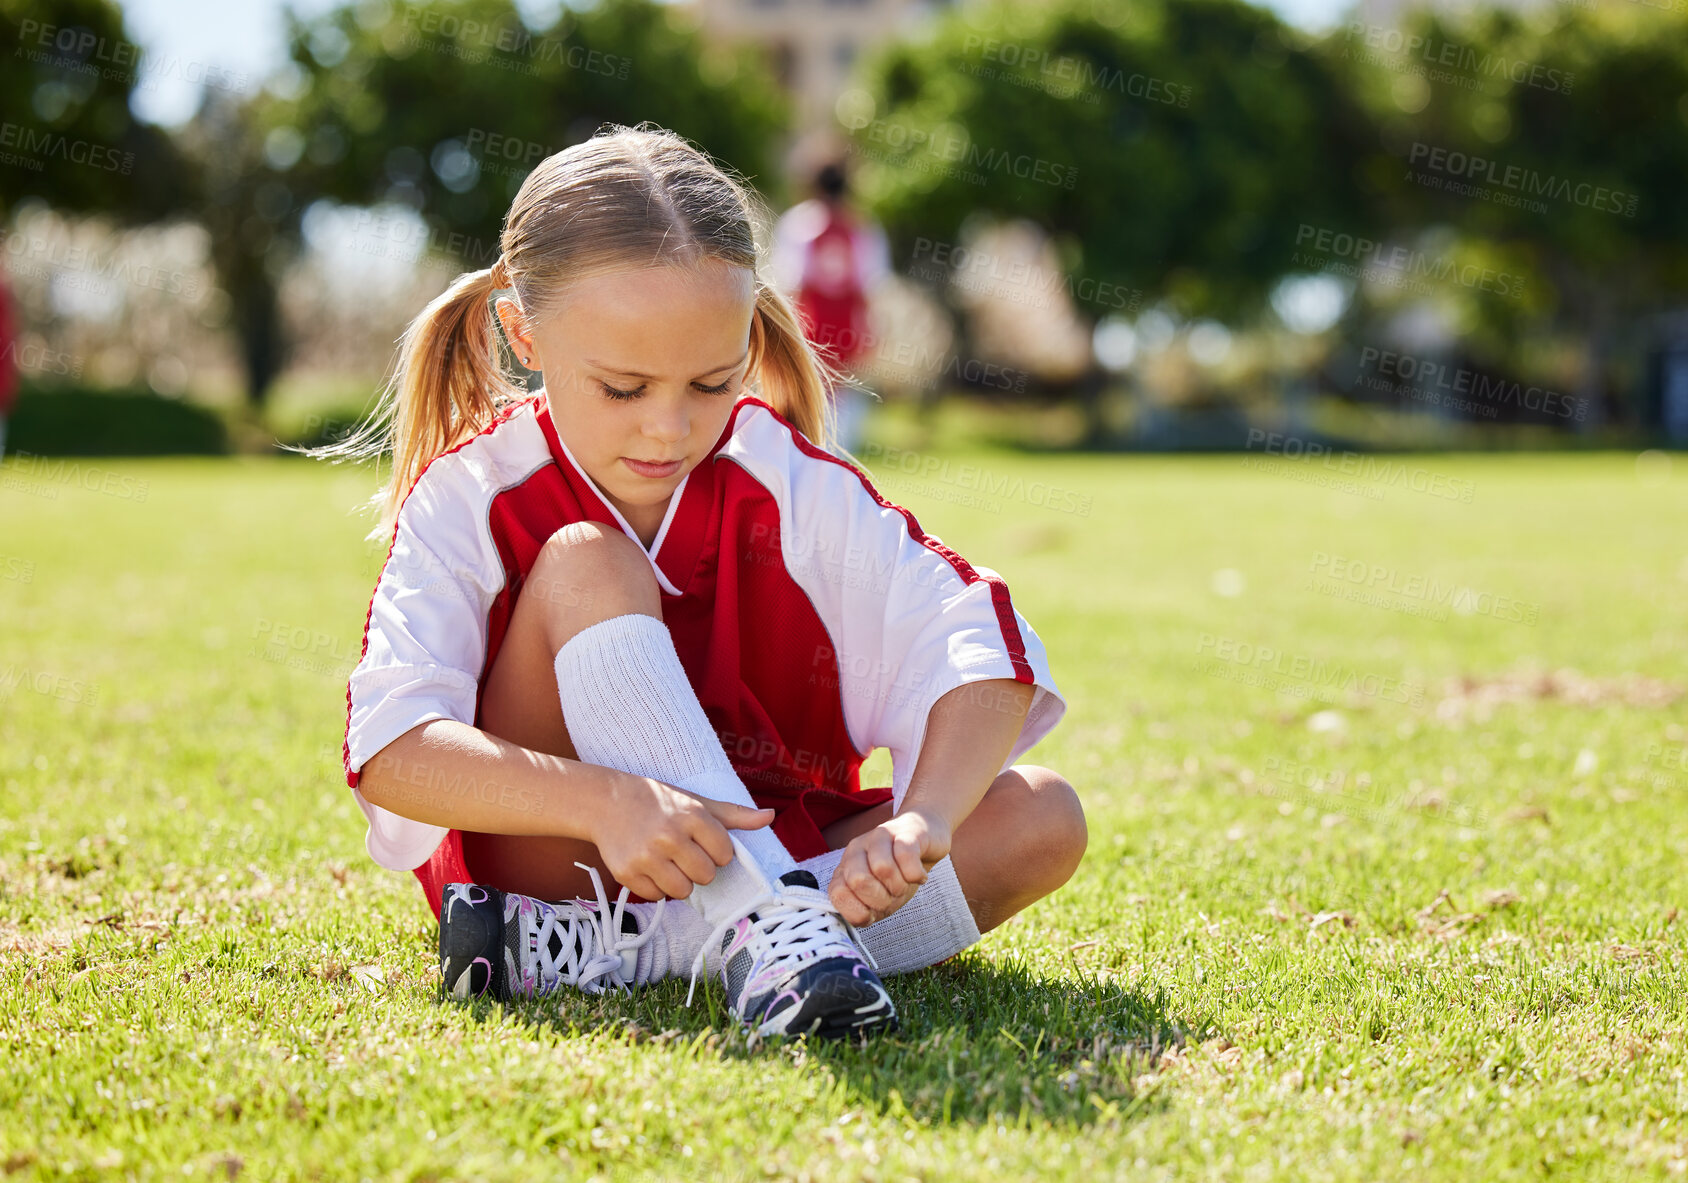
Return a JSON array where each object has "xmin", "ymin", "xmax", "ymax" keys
[{"xmin": 613, "ymin": 494, "xmax": 670, "ymax": 552}]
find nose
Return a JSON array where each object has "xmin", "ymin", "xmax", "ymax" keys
[{"xmin": 641, "ymin": 394, "xmax": 690, "ymax": 448}]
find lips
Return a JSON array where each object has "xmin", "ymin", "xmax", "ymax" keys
[{"xmin": 623, "ymin": 456, "xmax": 684, "ymax": 478}]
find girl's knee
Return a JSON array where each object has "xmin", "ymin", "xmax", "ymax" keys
[
  {"xmin": 995, "ymin": 765, "xmax": 1087, "ymax": 881},
  {"xmin": 530, "ymin": 522, "xmax": 661, "ymax": 643},
  {"xmin": 538, "ymin": 520, "xmax": 651, "ymax": 577}
]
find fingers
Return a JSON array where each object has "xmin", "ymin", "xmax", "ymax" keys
[
  {"xmin": 828, "ymin": 827, "xmax": 936, "ymax": 927},
  {"xmin": 627, "ymin": 861, "xmax": 714, "ymax": 902},
  {"xmin": 891, "ymin": 833, "xmax": 928, "ymax": 885},
  {"xmin": 829, "ymin": 873, "xmax": 915, "ymax": 927},
  {"xmin": 626, "ymin": 873, "xmax": 666, "ymax": 904},
  {"xmin": 864, "ymin": 833, "xmax": 914, "ymax": 900},
  {"xmin": 705, "ymin": 799, "xmax": 777, "ymax": 831},
  {"xmin": 838, "ymin": 839, "xmax": 904, "ymax": 918},
  {"xmin": 641, "ymin": 825, "xmax": 722, "ymax": 896},
  {"xmin": 828, "ymin": 847, "xmax": 871, "ymax": 924},
  {"xmin": 670, "ymin": 839, "xmax": 719, "ymax": 888},
  {"xmin": 690, "ymin": 813, "xmax": 737, "ymax": 867},
  {"xmin": 647, "ymin": 860, "xmax": 694, "ymax": 901},
  {"xmin": 828, "ymin": 875, "xmax": 873, "ymax": 927},
  {"xmin": 865, "ymin": 828, "xmax": 928, "ymax": 898}
]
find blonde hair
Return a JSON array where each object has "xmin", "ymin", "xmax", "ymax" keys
[{"xmin": 309, "ymin": 122, "xmax": 848, "ymax": 538}]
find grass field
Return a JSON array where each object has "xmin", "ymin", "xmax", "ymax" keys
[{"xmin": 2, "ymin": 435, "xmax": 1686, "ymax": 1181}]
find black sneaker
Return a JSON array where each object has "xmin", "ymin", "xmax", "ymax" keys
[
  {"xmin": 438, "ymin": 869, "xmax": 661, "ymax": 1002},
  {"xmin": 688, "ymin": 865, "xmax": 897, "ymax": 1040}
]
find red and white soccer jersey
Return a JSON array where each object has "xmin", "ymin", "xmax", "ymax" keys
[{"xmin": 342, "ymin": 393, "xmax": 1067, "ymax": 873}]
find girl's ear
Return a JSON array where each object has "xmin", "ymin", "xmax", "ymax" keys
[{"xmin": 494, "ymin": 297, "xmax": 537, "ymax": 366}]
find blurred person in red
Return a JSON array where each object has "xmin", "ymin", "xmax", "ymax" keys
[{"xmin": 771, "ymin": 160, "xmax": 890, "ymax": 458}]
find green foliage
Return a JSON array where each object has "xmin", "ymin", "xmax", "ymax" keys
[
  {"xmin": 841, "ymin": 0, "xmax": 1686, "ymax": 426},
  {"xmin": 1327, "ymin": 4, "xmax": 1688, "ymax": 272},
  {"xmin": 1315, "ymin": 3, "xmax": 1688, "ymax": 410},
  {"xmin": 275, "ymin": 0, "xmax": 793, "ymax": 259},
  {"xmin": 0, "ymin": 0, "xmax": 181, "ymax": 222},
  {"xmin": 850, "ymin": 0, "xmax": 1372, "ymax": 320},
  {"xmin": 160, "ymin": 0, "xmax": 792, "ymax": 408}
]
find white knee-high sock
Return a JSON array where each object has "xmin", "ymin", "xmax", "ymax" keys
[
  {"xmin": 553, "ymin": 612, "xmax": 797, "ymax": 928},
  {"xmin": 794, "ymin": 847, "xmax": 983, "ymax": 974}
]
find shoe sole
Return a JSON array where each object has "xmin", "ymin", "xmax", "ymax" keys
[
  {"xmin": 808, "ymin": 1007, "xmax": 899, "ymax": 1040},
  {"xmin": 764, "ymin": 1004, "xmax": 899, "ymax": 1040}
]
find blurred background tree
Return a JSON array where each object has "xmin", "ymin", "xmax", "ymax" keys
[
  {"xmin": 859, "ymin": 0, "xmax": 1371, "ymax": 318},
  {"xmin": 846, "ymin": 0, "xmax": 1375, "ymax": 442},
  {"xmin": 1320, "ymin": 3, "xmax": 1688, "ymax": 430},
  {"xmin": 217, "ymin": 0, "xmax": 790, "ymax": 408},
  {"xmin": 0, "ymin": 0, "xmax": 179, "ymax": 221}
]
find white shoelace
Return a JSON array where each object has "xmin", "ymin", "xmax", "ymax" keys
[
  {"xmin": 685, "ymin": 883, "xmax": 878, "ymax": 1008},
  {"xmin": 530, "ymin": 862, "xmax": 666, "ymax": 996}
]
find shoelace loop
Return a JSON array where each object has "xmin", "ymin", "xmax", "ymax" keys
[{"xmin": 530, "ymin": 863, "xmax": 666, "ymax": 996}]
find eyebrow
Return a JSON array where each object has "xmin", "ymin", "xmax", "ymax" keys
[{"xmin": 585, "ymin": 349, "xmax": 749, "ymax": 382}]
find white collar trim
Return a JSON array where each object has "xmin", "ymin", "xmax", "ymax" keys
[{"xmin": 549, "ymin": 417, "xmax": 688, "ymax": 598}]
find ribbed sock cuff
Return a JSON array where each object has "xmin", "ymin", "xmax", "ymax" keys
[
  {"xmin": 790, "ymin": 849, "xmax": 981, "ymax": 975},
  {"xmin": 629, "ymin": 898, "xmax": 713, "ymax": 984}
]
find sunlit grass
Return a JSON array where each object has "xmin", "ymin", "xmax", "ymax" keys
[{"xmin": 2, "ymin": 443, "xmax": 1685, "ymax": 1181}]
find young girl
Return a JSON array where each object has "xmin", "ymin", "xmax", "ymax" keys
[{"xmin": 328, "ymin": 122, "xmax": 1085, "ymax": 1040}]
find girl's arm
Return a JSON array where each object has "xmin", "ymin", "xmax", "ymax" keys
[
  {"xmin": 358, "ymin": 719, "xmax": 774, "ymax": 901},
  {"xmin": 828, "ymin": 677, "xmax": 1035, "ymax": 925}
]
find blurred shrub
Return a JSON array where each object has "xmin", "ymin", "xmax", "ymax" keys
[
  {"xmin": 9, "ymin": 384, "xmax": 229, "ymax": 455},
  {"xmin": 269, "ymin": 403, "xmax": 378, "ymax": 452}
]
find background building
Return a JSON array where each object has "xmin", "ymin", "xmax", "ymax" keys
[{"xmin": 691, "ymin": 0, "xmax": 953, "ymax": 174}]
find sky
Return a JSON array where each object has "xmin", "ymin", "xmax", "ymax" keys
[{"xmin": 115, "ymin": 0, "xmax": 1355, "ymax": 128}]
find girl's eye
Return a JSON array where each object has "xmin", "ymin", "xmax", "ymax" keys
[{"xmin": 598, "ymin": 378, "xmax": 735, "ymax": 401}]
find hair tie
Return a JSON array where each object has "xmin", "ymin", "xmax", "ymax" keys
[{"xmin": 489, "ymin": 255, "xmax": 510, "ymax": 289}]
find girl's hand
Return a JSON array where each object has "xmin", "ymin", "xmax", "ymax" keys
[
  {"xmin": 829, "ymin": 808, "xmax": 952, "ymax": 926},
  {"xmin": 595, "ymin": 774, "xmax": 775, "ymax": 902}
]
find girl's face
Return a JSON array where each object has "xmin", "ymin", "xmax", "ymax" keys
[{"xmin": 497, "ymin": 261, "xmax": 756, "ymax": 536}]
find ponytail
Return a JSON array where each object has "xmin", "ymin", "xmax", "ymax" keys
[
  {"xmin": 747, "ymin": 278, "xmax": 848, "ymax": 462},
  {"xmin": 303, "ymin": 259, "xmax": 526, "ymax": 539}
]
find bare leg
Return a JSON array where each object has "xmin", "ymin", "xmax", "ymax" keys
[
  {"xmin": 819, "ymin": 766, "xmax": 1087, "ymax": 934},
  {"xmin": 460, "ymin": 522, "xmax": 662, "ymax": 901}
]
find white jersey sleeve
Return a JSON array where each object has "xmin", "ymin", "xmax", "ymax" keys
[
  {"xmin": 342, "ymin": 412, "xmax": 546, "ymax": 870},
  {"xmin": 721, "ymin": 404, "xmax": 1067, "ymax": 809}
]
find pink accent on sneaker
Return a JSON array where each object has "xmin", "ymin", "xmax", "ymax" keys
[
  {"xmin": 723, "ymin": 916, "xmax": 756, "ymax": 960},
  {"xmin": 766, "ymin": 988, "xmax": 801, "ymax": 1017}
]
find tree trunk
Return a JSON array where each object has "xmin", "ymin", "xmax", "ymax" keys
[
  {"xmin": 1076, "ymin": 361, "xmax": 1108, "ymax": 449},
  {"xmin": 231, "ymin": 265, "xmax": 283, "ymax": 409}
]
